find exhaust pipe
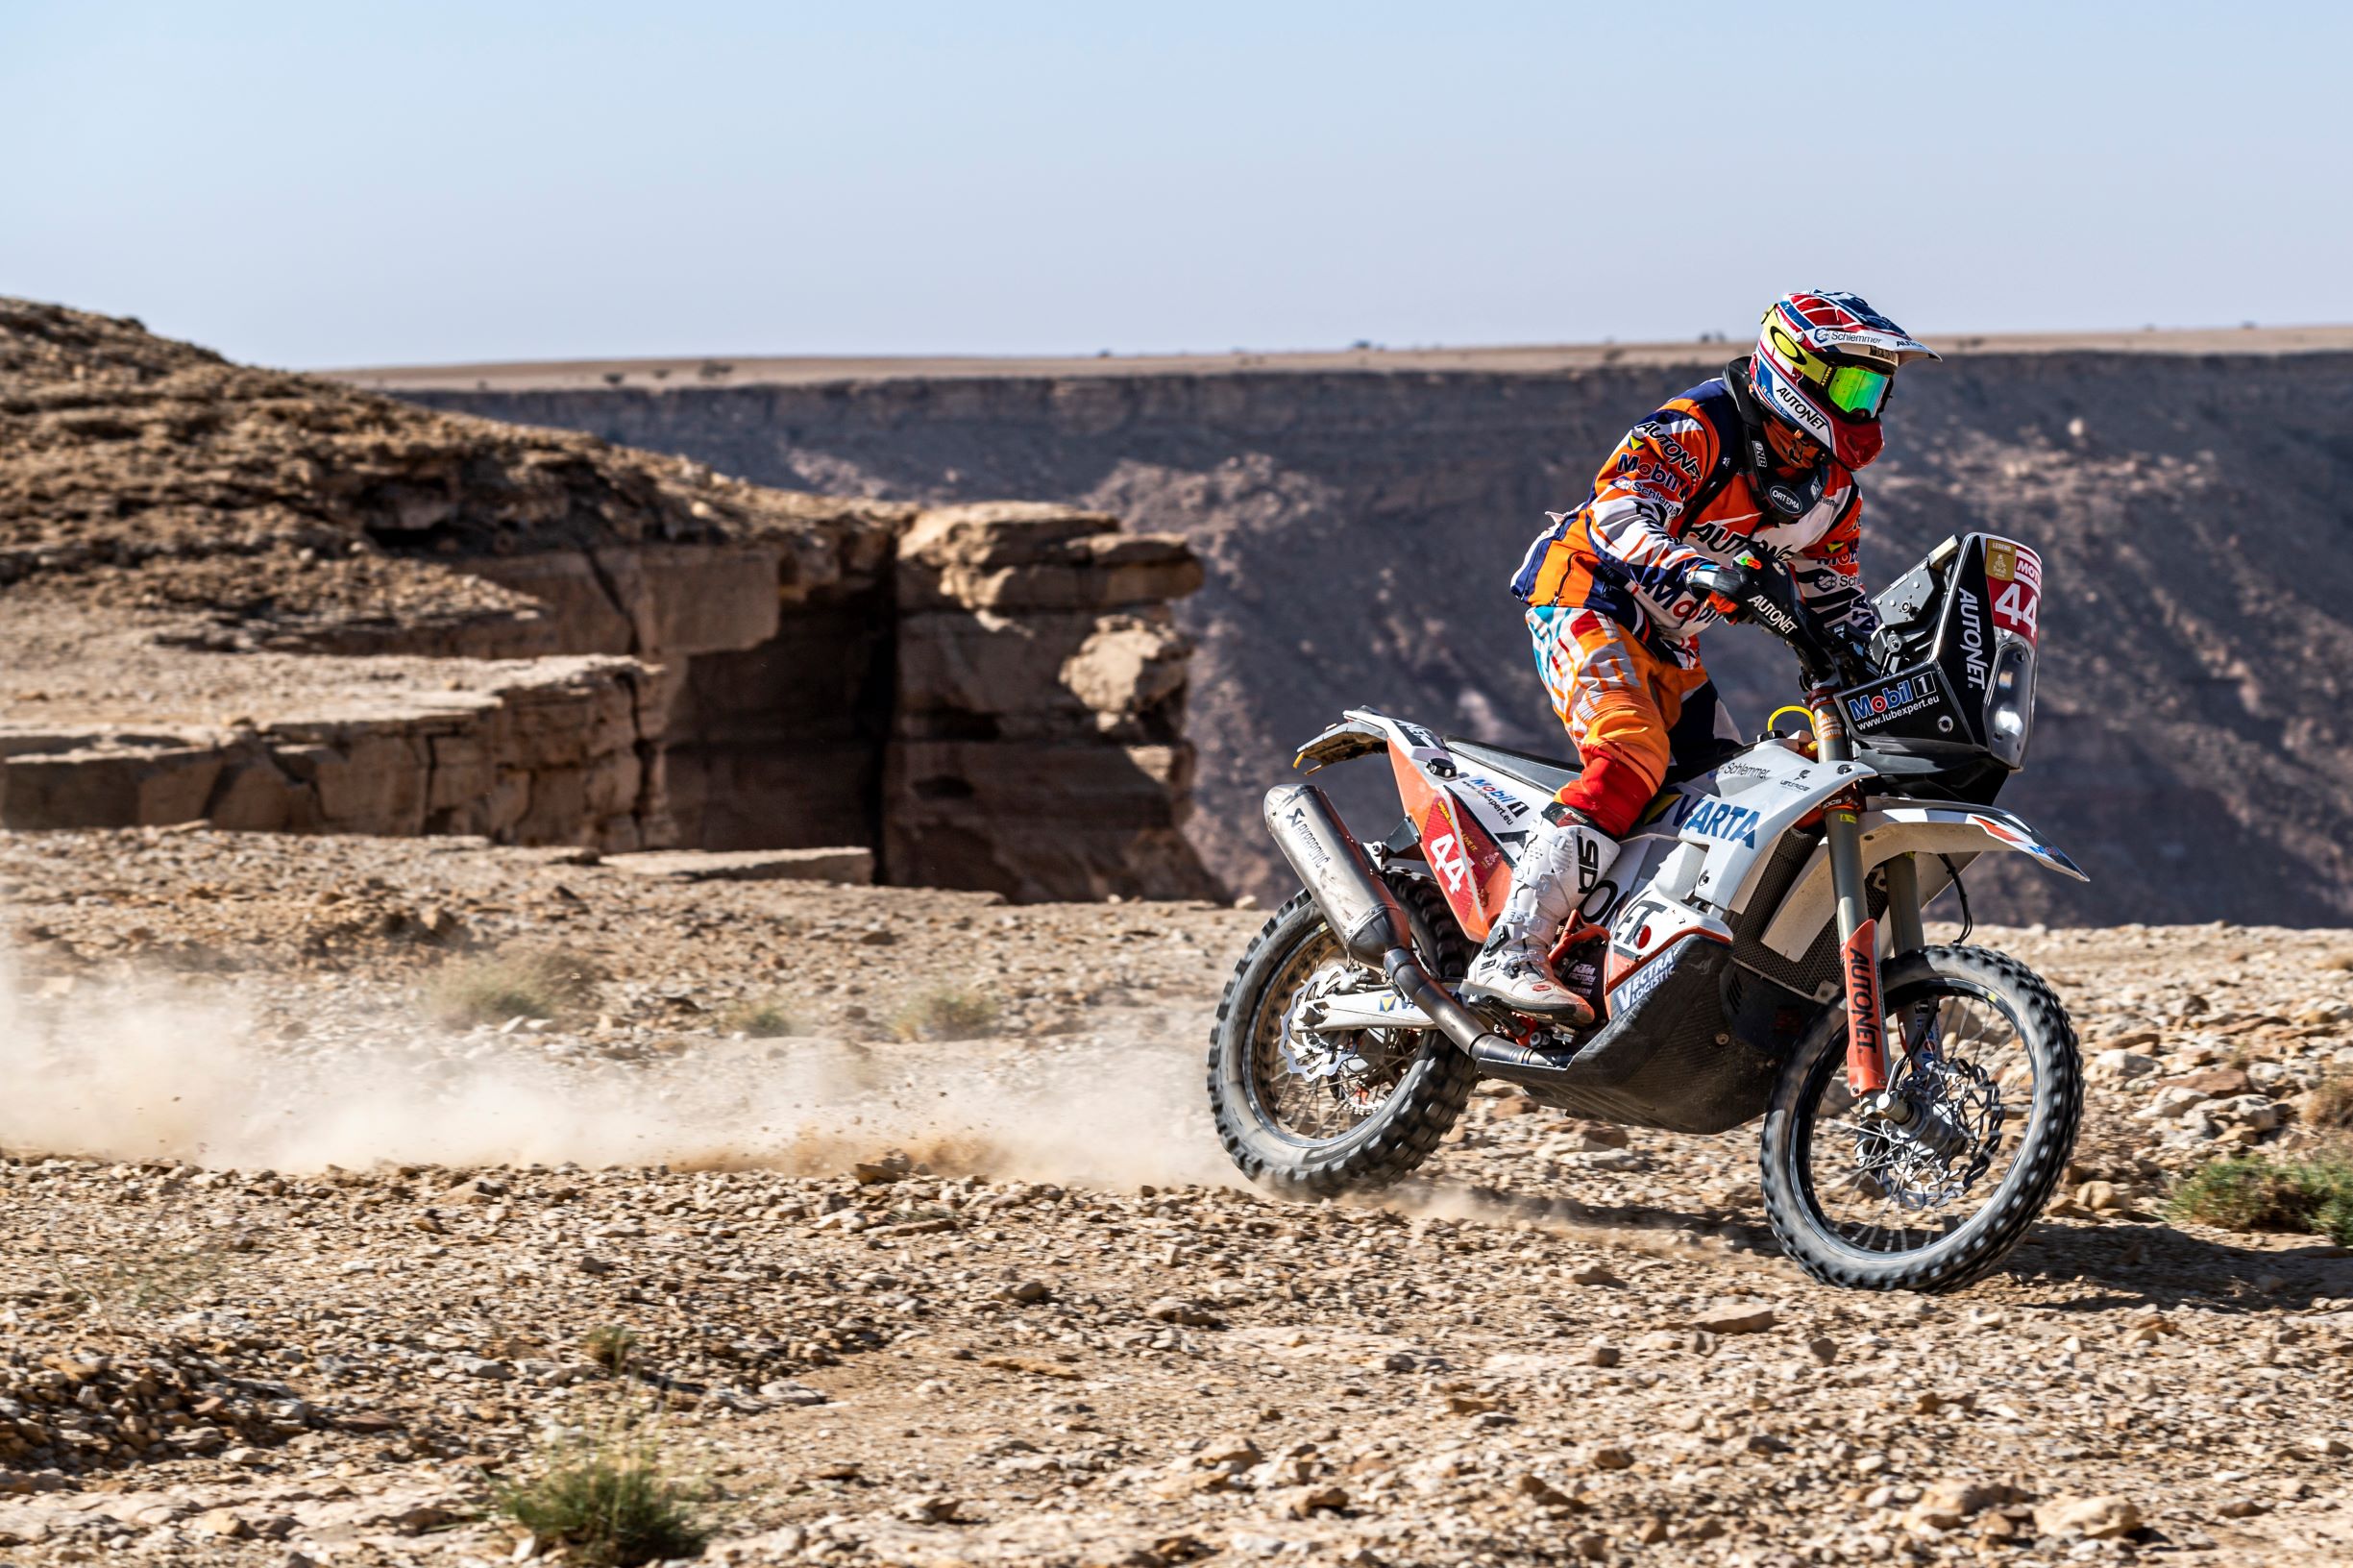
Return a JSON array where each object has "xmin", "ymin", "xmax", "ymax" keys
[{"xmin": 1262, "ymin": 784, "xmax": 1534, "ymax": 1066}]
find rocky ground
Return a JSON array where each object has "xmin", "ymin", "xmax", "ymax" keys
[{"xmin": 1, "ymin": 830, "xmax": 2350, "ymax": 1566}]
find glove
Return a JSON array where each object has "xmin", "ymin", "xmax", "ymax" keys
[{"xmin": 1689, "ymin": 555, "xmax": 1761, "ymax": 622}]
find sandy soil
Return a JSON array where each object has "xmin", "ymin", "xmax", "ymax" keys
[{"xmin": 0, "ymin": 830, "xmax": 2349, "ymax": 1565}]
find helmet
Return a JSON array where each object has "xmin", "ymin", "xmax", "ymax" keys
[{"xmin": 1748, "ymin": 290, "xmax": 1939, "ymax": 470}]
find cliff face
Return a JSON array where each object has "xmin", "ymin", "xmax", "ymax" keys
[
  {"xmin": 0, "ymin": 301, "xmax": 1218, "ymax": 902},
  {"xmin": 396, "ymin": 346, "xmax": 2353, "ymax": 925}
]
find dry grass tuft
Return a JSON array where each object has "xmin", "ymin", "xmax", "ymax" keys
[
  {"xmin": 2169, "ymin": 1154, "xmax": 2353, "ymax": 1245},
  {"xmin": 424, "ymin": 946, "xmax": 603, "ymax": 1028},
  {"xmin": 717, "ymin": 997, "xmax": 800, "ymax": 1040},
  {"xmin": 890, "ymin": 987, "xmax": 1000, "ymax": 1041},
  {"xmin": 494, "ymin": 1411, "xmax": 704, "ymax": 1567},
  {"xmin": 582, "ymin": 1323, "xmax": 639, "ymax": 1374}
]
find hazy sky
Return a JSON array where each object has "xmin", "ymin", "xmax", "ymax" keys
[{"xmin": 6, "ymin": 2, "xmax": 2348, "ymax": 368}]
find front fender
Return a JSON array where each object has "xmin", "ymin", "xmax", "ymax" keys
[{"xmin": 1757, "ymin": 800, "xmax": 2086, "ymax": 962}]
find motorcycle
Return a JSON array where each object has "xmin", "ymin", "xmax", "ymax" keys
[{"xmin": 1207, "ymin": 532, "xmax": 2085, "ymax": 1291}]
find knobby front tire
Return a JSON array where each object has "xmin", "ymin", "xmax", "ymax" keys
[{"xmin": 1760, "ymin": 944, "xmax": 2082, "ymax": 1292}]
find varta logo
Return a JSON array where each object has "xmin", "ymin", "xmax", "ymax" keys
[{"xmin": 1682, "ymin": 799, "xmax": 1761, "ymax": 848}]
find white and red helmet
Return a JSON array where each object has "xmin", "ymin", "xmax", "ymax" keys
[{"xmin": 1749, "ymin": 290, "xmax": 1939, "ymax": 469}]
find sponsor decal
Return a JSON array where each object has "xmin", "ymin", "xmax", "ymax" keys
[
  {"xmin": 1427, "ymin": 829, "xmax": 1470, "ymax": 896},
  {"xmin": 1575, "ymin": 833, "xmax": 1603, "ymax": 895},
  {"xmin": 1764, "ymin": 482, "xmax": 1805, "ymax": 516},
  {"xmin": 1844, "ymin": 671, "xmax": 1944, "ymax": 731},
  {"xmin": 1681, "ymin": 799, "xmax": 1761, "ymax": 849},
  {"xmin": 1766, "ymin": 371, "xmax": 1833, "ymax": 440},
  {"xmin": 1283, "ymin": 804, "xmax": 1333, "ymax": 873},
  {"xmin": 1743, "ymin": 592, "xmax": 1800, "ymax": 637},
  {"xmin": 1843, "ymin": 919, "xmax": 1887, "ymax": 1093},
  {"xmin": 1609, "ymin": 894, "xmax": 1671, "ymax": 960},
  {"xmin": 1458, "ymin": 774, "xmax": 1533, "ymax": 822},
  {"xmin": 1956, "ymin": 589, "xmax": 1989, "ymax": 690}
]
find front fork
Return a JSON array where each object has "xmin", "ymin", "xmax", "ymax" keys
[{"xmin": 1807, "ymin": 686, "xmax": 1926, "ymax": 1101}]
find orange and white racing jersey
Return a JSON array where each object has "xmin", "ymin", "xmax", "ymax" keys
[{"xmin": 1511, "ymin": 376, "xmax": 1879, "ymax": 666}]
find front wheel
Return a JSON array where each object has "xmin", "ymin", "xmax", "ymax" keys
[{"xmin": 1760, "ymin": 944, "xmax": 2081, "ymax": 1292}]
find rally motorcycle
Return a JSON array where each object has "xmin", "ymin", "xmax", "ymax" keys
[{"xmin": 1207, "ymin": 532, "xmax": 2084, "ymax": 1291}]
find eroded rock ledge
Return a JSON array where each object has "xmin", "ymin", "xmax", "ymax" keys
[{"xmin": 0, "ymin": 299, "xmax": 1218, "ymax": 901}]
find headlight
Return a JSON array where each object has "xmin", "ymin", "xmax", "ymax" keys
[{"xmin": 1985, "ymin": 641, "xmax": 2036, "ymax": 768}]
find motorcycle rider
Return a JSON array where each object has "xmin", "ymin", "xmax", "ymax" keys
[{"xmin": 1462, "ymin": 290, "xmax": 1939, "ymax": 1021}]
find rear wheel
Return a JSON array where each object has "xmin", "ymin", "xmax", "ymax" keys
[
  {"xmin": 1208, "ymin": 876, "xmax": 1474, "ymax": 1196},
  {"xmin": 1760, "ymin": 944, "xmax": 2081, "ymax": 1292}
]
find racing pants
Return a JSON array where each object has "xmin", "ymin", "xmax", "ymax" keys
[{"xmin": 1527, "ymin": 603, "xmax": 1738, "ymax": 839}]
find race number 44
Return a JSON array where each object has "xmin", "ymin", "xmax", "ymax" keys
[{"xmin": 1984, "ymin": 541, "xmax": 2042, "ymax": 644}]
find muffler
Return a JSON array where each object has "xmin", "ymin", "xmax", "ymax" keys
[{"xmin": 1262, "ymin": 784, "xmax": 1532, "ymax": 1065}]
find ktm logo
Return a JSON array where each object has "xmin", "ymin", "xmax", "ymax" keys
[{"xmin": 1428, "ymin": 832, "xmax": 1470, "ymax": 894}]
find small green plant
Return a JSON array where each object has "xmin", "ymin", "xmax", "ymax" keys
[
  {"xmin": 889, "ymin": 987, "xmax": 1000, "ymax": 1041},
  {"xmin": 425, "ymin": 946, "xmax": 603, "ymax": 1028},
  {"xmin": 582, "ymin": 1323, "xmax": 639, "ymax": 1374},
  {"xmin": 2168, "ymin": 1154, "xmax": 2353, "ymax": 1245},
  {"xmin": 717, "ymin": 997, "xmax": 800, "ymax": 1039},
  {"xmin": 495, "ymin": 1414, "xmax": 705, "ymax": 1567}
]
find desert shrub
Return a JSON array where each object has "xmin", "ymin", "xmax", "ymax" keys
[
  {"xmin": 425, "ymin": 946, "xmax": 603, "ymax": 1028},
  {"xmin": 2168, "ymin": 1154, "xmax": 2353, "ymax": 1245},
  {"xmin": 889, "ymin": 987, "xmax": 1000, "ymax": 1041},
  {"xmin": 717, "ymin": 997, "xmax": 799, "ymax": 1039},
  {"xmin": 496, "ymin": 1416, "xmax": 704, "ymax": 1567}
]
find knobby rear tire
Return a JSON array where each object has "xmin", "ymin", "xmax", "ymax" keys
[
  {"xmin": 1759, "ymin": 943, "xmax": 2082, "ymax": 1292},
  {"xmin": 1207, "ymin": 878, "xmax": 1475, "ymax": 1197}
]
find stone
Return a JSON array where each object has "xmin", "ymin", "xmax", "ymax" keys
[
  {"xmin": 193, "ymin": 1507, "xmax": 251, "ymax": 1539},
  {"xmin": 1585, "ymin": 1445, "xmax": 1634, "ymax": 1471},
  {"xmin": 1683, "ymin": 1302, "xmax": 1776, "ymax": 1335},
  {"xmin": 606, "ymin": 846, "xmax": 874, "ymax": 885},
  {"xmin": 2032, "ymin": 1494, "xmax": 2142, "ymax": 1539}
]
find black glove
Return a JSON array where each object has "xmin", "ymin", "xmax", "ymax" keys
[{"xmin": 1689, "ymin": 558, "xmax": 1759, "ymax": 622}]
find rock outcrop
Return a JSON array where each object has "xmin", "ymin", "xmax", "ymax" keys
[
  {"xmin": 888, "ymin": 503, "xmax": 1216, "ymax": 900},
  {"xmin": 0, "ymin": 300, "xmax": 1217, "ymax": 900}
]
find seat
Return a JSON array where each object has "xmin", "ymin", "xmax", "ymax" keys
[{"xmin": 1443, "ymin": 735, "xmax": 1581, "ymax": 799}]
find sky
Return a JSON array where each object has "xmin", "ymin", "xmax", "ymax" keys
[{"xmin": 4, "ymin": 2, "xmax": 2348, "ymax": 369}]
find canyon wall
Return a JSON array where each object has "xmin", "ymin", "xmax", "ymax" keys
[{"xmin": 394, "ymin": 342, "xmax": 2353, "ymax": 925}]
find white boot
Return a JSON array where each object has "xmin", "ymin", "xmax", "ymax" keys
[{"xmin": 1461, "ymin": 809, "xmax": 1621, "ymax": 1021}]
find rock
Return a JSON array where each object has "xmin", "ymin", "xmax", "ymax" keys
[
  {"xmin": 605, "ymin": 847, "xmax": 874, "ymax": 886},
  {"xmin": 1145, "ymin": 1297, "xmax": 1222, "ymax": 1327},
  {"xmin": 1005, "ymin": 1280, "xmax": 1051, "ymax": 1303},
  {"xmin": 1566, "ymin": 1265, "xmax": 1622, "ymax": 1287},
  {"xmin": 1584, "ymin": 1445, "xmax": 1634, "ymax": 1471},
  {"xmin": 2180, "ymin": 1066, "xmax": 2254, "ymax": 1096},
  {"xmin": 1904, "ymin": 1479, "xmax": 2019, "ymax": 1531},
  {"xmin": 1278, "ymin": 1484, "xmax": 1348, "ymax": 1518},
  {"xmin": 1581, "ymin": 1342, "xmax": 1621, "ymax": 1368},
  {"xmin": 2076, "ymin": 1181, "xmax": 2121, "ymax": 1213},
  {"xmin": 2033, "ymin": 1494, "xmax": 2142, "ymax": 1539},
  {"xmin": 1805, "ymin": 1335, "xmax": 1838, "ymax": 1365},
  {"xmin": 1683, "ymin": 1302, "xmax": 1776, "ymax": 1335},
  {"xmin": 193, "ymin": 1507, "xmax": 251, "ymax": 1539},
  {"xmin": 2092, "ymin": 1048, "xmax": 2160, "ymax": 1081}
]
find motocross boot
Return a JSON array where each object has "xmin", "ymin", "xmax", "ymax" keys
[{"xmin": 1460, "ymin": 804, "xmax": 1620, "ymax": 1023}]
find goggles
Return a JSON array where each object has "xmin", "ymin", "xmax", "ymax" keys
[{"xmin": 1821, "ymin": 361, "xmax": 1893, "ymax": 420}]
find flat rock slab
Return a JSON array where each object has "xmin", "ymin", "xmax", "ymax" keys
[{"xmin": 607, "ymin": 846, "xmax": 874, "ymax": 885}]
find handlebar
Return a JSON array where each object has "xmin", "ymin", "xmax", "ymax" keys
[{"xmin": 1698, "ymin": 554, "xmax": 1876, "ymax": 689}]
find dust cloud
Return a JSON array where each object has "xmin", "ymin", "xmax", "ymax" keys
[{"xmin": 0, "ymin": 951, "xmax": 1234, "ymax": 1188}]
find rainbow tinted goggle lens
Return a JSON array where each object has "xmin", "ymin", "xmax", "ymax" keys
[{"xmin": 1821, "ymin": 361, "xmax": 1893, "ymax": 419}]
